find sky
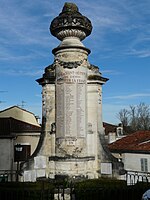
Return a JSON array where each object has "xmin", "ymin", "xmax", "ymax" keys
[{"xmin": 0, "ymin": 0, "xmax": 150, "ymax": 124}]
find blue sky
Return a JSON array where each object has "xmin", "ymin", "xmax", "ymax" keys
[{"xmin": 0, "ymin": 0, "xmax": 150, "ymax": 124}]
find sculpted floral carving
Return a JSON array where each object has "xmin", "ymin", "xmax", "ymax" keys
[
  {"xmin": 57, "ymin": 29, "xmax": 86, "ymax": 40},
  {"xmin": 54, "ymin": 58, "xmax": 86, "ymax": 69}
]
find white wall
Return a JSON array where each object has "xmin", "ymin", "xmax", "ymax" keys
[
  {"xmin": 123, "ymin": 153, "xmax": 150, "ymax": 172},
  {"xmin": 0, "ymin": 138, "xmax": 14, "ymax": 171},
  {"xmin": 15, "ymin": 134, "xmax": 40, "ymax": 155},
  {"xmin": 0, "ymin": 107, "xmax": 40, "ymax": 127}
]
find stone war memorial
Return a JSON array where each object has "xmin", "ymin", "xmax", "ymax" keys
[{"xmin": 22, "ymin": 2, "xmax": 122, "ymax": 182}]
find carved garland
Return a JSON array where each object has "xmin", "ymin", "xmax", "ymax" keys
[{"xmin": 54, "ymin": 58, "xmax": 86, "ymax": 69}]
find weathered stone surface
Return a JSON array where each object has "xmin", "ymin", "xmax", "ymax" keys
[
  {"xmin": 23, "ymin": 3, "xmax": 110, "ymax": 181},
  {"xmin": 50, "ymin": 2, "xmax": 92, "ymax": 40}
]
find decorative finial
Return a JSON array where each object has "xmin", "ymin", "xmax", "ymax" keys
[
  {"xmin": 50, "ymin": 2, "xmax": 92, "ymax": 41},
  {"xmin": 62, "ymin": 2, "xmax": 79, "ymax": 13}
]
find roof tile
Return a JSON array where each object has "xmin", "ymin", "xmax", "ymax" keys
[{"xmin": 108, "ymin": 131, "xmax": 150, "ymax": 153}]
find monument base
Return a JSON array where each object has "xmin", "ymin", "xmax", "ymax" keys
[{"xmin": 48, "ymin": 156, "xmax": 98, "ymax": 179}]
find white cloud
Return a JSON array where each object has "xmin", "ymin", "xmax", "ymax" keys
[
  {"xmin": 82, "ymin": 0, "xmax": 150, "ymax": 58},
  {"xmin": 105, "ymin": 93, "xmax": 150, "ymax": 100},
  {"xmin": 101, "ymin": 70, "xmax": 122, "ymax": 75},
  {"xmin": 0, "ymin": 69, "xmax": 43, "ymax": 77},
  {"xmin": 0, "ymin": 0, "xmax": 56, "ymax": 47},
  {"xmin": 126, "ymin": 49, "xmax": 150, "ymax": 58},
  {"xmin": 0, "ymin": 0, "xmax": 150, "ymax": 63},
  {"xmin": 0, "ymin": 0, "xmax": 150, "ymax": 124}
]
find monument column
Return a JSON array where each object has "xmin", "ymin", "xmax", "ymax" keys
[
  {"xmin": 36, "ymin": 2, "xmax": 109, "ymax": 179},
  {"xmin": 49, "ymin": 3, "xmax": 98, "ymax": 177}
]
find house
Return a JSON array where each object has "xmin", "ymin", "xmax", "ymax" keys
[
  {"xmin": 108, "ymin": 130, "xmax": 150, "ymax": 184},
  {"xmin": 103, "ymin": 122, "xmax": 124, "ymax": 144},
  {"xmin": 103, "ymin": 122, "xmax": 118, "ymax": 135},
  {"xmin": 0, "ymin": 106, "xmax": 41, "ymax": 181},
  {"xmin": 103, "ymin": 122, "xmax": 132, "ymax": 136}
]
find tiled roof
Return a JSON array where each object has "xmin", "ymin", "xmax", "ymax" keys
[{"xmin": 108, "ymin": 131, "xmax": 150, "ymax": 153}]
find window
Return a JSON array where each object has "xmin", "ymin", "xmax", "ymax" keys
[
  {"xmin": 141, "ymin": 158, "xmax": 148, "ymax": 172},
  {"xmin": 14, "ymin": 144, "xmax": 31, "ymax": 162}
]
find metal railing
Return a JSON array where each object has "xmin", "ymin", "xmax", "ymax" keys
[
  {"xmin": 0, "ymin": 170, "xmax": 17, "ymax": 182},
  {"xmin": 126, "ymin": 170, "xmax": 150, "ymax": 185}
]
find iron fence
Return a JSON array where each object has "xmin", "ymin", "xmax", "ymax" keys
[
  {"xmin": 0, "ymin": 175, "xmax": 150, "ymax": 200},
  {"xmin": 0, "ymin": 183, "xmax": 149, "ymax": 200},
  {"xmin": 0, "ymin": 170, "xmax": 17, "ymax": 182}
]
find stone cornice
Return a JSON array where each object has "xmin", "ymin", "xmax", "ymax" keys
[
  {"xmin": 49, "ymin": 156, "xmax": 95, "ymax": 161},
  {"xmin": 36, "ymin": 64, "xmax": 55, "ymax": 85},
  {"xmin": 52, "ymin": 45, "xmax": 91, "ymax": 55},
  {"xmin": 88, "ymin": 75, "xmax": 109, "ymax": 82}
]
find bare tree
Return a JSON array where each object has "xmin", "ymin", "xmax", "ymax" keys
[
  {"xmin": 129, "ymin": 105, "xmax": 139, "ymax": 131},
  {"xmin": 137, "ymin": 103, "xmax": 150, "ymax": 130},
  {"xmin": 117, "ymin": 108, "xmax": 129, "ymax": 127},
  {"xmin": 117, "ymin": 103, "xmax": 150, "ymax": 132}
]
